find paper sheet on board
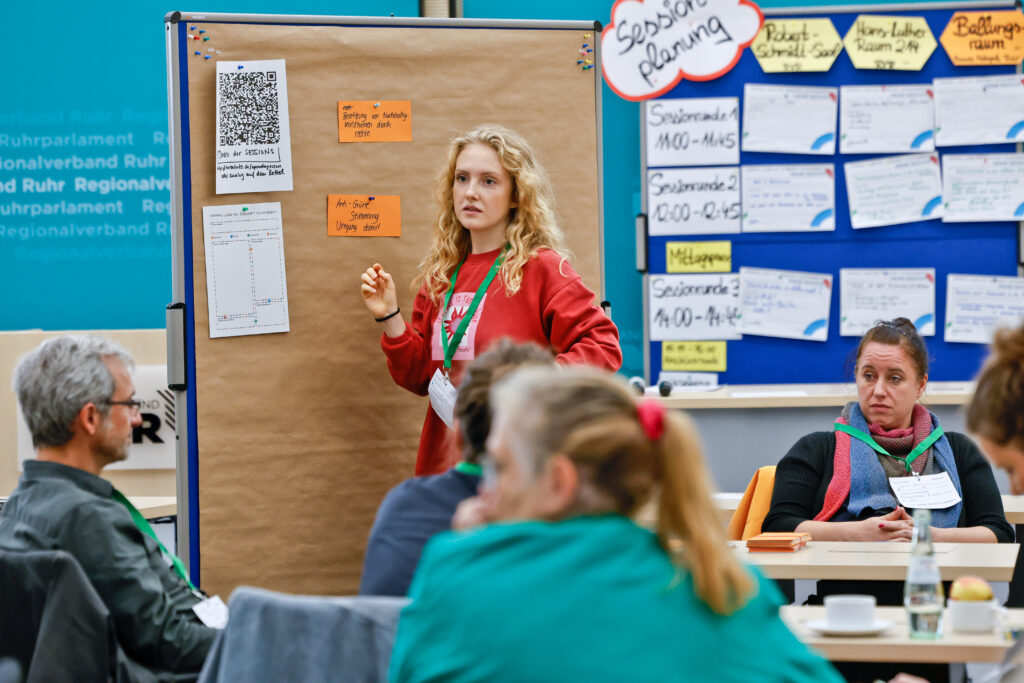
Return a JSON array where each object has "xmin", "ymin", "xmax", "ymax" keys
[
  {"xmin": 844, "ymin": 154, "xmax": 943, "ymax": 229},
  {"xmin": 644, "ymin": 97, "xmax": 740, "ymax": 167},
  {"xmin": 215, "ymin": 60, "xmax": 294, "ymax": 194},
  {"xmin": 840, "ymin": 268, "xmax": 936, "ymax": 337},
  {"xmin": 742, "ymin": 84, "xmax": 838, "ymax": 155},
  {"xmin": 933, "ymin": 75, "xmax": 1024, "ymax": 147},
  {"xmin": 648, "ymin": 273, "xmax": 742, "ymax": 341},
  {"xmin": 839, "ymin": 85, "xmax": 935, "ymax": 153},
  {"xmin": 202, "ymin": 202, "xmax": 290, "ymax": 338},
  {"xmin": 741, "ymin": 164, "xmax": 835, "ymax": 233},
  {"xmin": 945, "ymin": 274, "xmax": 1024, "ymax": 344},
  {"xmin": 738, "ymin": 267, "xmax": 832, "ymax": 342},
  {"xmin": 647, "ymin": 167, "xmax": 741, "ymax": 236},
  {"xmin": 942, "ymin": 154, "xmax": 1024, "ymax": 222}
]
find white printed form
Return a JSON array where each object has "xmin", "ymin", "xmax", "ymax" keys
[
  {"xmin": 839, "ymin": 84, "xmax": 935, "ymax": 154},
  {"xmin": 203, "ymin": 202, "xmax": 290, "ymax": 339},
  {"xmin": 741, "ymin": 164, "xmax": 835, "ymax": 232},
  {"xmin": 945, "ymin": 274, "xmax": 1024, "ymax": 344},
  {"xmin": 644, "ymin": 97, "xmax": 740, "ymax": 167},
  {"xmin": 844, "ymin": 154, "xmax": 943, "ymax": 229},
  {"xmin": 648, "ymin": 273, "xmax": 742, "ymax": 341},
  {"xmin": 215, "ymin": 59, "xmax": 294, "ymax": 194},
  {"xmin": 742, "ymin": 84, "xmax": 838, "ymax": 155},
  {"xmin": 840, "ymin": 268, "xmax": 935, "ymax": 337},
  {"xmin": 646, "ymin": 167, "xmax": 741, "ymax": 236},
  {"xmin": 942, "ymin": 154, "xmax": 1024, "ymax": 222},
  {"xmin": 739, "ymin": 267, "xmax": 832, "ymax": 342},
  {"xmin": 933, "ymin": 75, "xmax": 1024, "ymax": 147}
]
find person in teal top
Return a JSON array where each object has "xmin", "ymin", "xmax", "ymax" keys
[{"xmin": 389, "ymin": 365, "xmax": 841, "ymax": 683}]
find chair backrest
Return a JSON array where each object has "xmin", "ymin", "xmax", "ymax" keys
[
  {"xmin": 726, "ymin": 466, "xmax": 777, "ymax": 541},
  {"xmin": 0, "ymin": 549, "xmax": 116, "ymax": 683}
]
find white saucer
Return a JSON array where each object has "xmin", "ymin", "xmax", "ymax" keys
[{"xmin": 804, "ymin": 619, "xmax": 894, "ymax": 637}]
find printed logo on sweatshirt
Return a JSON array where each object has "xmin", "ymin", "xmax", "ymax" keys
[{"xmin": 432, "ymin": 292, "xmax": 487, "ymax": 361}]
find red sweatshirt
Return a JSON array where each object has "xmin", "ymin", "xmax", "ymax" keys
[{"xmin": 381, "ymin": 248, "xmax": 622, "ymax": 475}]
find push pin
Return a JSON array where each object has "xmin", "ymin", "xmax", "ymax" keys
[
  {"xmin": 199, "ymin": 29, "xmax": 206, "ymax": 34},
  {"xmin": 374, "ymin": 102, "xmax": 381, "ymax": 108},
  {"xmin": 658, "ymin": 381, "xmax": 673, "ymax": 397},
  {"xmin": 203, "ymin": 36, "xmax": 210, "ymax": 41},
  {"xmin": 628, "ymin": 377, "xmax": 646, "ymax": 396},
  {"xmin": 204, "ymin": 55, "xmax": 211, "ymax": 60}
]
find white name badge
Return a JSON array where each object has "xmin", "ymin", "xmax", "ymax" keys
[
  {"xmin": 889, "ymin": 472, "xmax": 962, "ymax": 510},
  {"xmin": 428, "ymin": 369, "xmax": 457, "ymax": 429},
  {"xmin": 193, "ymin": 594, "xmax": 229, "ymax": 629}
]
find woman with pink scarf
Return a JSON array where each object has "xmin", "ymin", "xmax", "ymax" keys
[{"xmin": 764, "ymin": 317, "xmax": 1011, "ymax": 544}]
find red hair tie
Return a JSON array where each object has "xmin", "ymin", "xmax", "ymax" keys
[{"xmin": 637, "ymin": 400, "xmax": 665, "ymax": 441}]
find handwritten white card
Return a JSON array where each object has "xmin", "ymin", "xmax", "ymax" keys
[
  {"xmin": 840, "ymin": 268, "xmax": 936, "ymax": 337},
  {"xmin": 844, "ymin": 154, "xmax": 943, "ymax": 229},
  {"xmin": 889, "ymin": 472, "xmax": 962, "ymax": 510},
  {"xmin": 647, "ymin": 168, "xmax": 741, "ymax": 236},
  {"xmin": 202, "ymin": 202, "xmax": 290, "ymax": 338},
  {"xmin": 738, "ymin": 267, "xmax": 832, "ymax": 342},
  {"xmin": 648, "ymin": 274, "xmax": 742, "ymax": 341},
  {"xmin": 945, "ymin": 274, "xmax": 1024, "ymax": 344},
  {"xmin": 942, "ymin": 154, "xmax": 1024, "ymax": 222},
  {"xmin": 839, "ymin": 84, "xmax": 935, "ymax": 154},
  {"xmin": 741, "ymin": 164, "xmax": 835, "ymax": 232},
  {"xmin": 742, "ymin": 84, "xmax": 838, "ymax": 155},
  {"xmin": 644, "ymin": 98, "xmax": 740, "ymax": 167},
  {"xmin": 656, "ymin": 371, "xmax": 719, "ymax": 391},
  {"xmin": 933, "ymin": 75, "xmax": 1024, "ymax": 147},
  {"xmin": 215, "ymin": 60, "xmax": 294, "ymax": 194}
]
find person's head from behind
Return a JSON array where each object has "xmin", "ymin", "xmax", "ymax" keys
[
  {"xmin": 13, "ymin": 335, "xmax": 140, "ymax": 470},
  {"xmin": 967, "ymin": 324, "xmax": 1024, "ymax": 494},
  {"xmin": 853, "ymin": 317, "xmax": 929, "ymax": 430},
  {"xmin": 420, "ymin": 124, "xmax": 568, "ymax": 299},
  {"xmin": 453, "ymin": 339, "xmax": 553, "ymax": 465},
  {"xmin": 484, "ymin": 365, "xmax": 754, "ymax": 614}
]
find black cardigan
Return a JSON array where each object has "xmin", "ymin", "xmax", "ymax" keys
[{"xmin": 762, "ymin": 430, "xmax": 1014, "ymax": 543}]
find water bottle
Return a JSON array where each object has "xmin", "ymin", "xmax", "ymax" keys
[{"xmin": 904, "ymin": 508, "xmax": 944, "ymax": 638}]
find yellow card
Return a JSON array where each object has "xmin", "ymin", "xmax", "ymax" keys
[
  {"xmin": 751, "ymin": 19, "xmax": 843, "ymax": 73},
  {"xmin": 338, "ymin": 101, "xmax": 412, "ymax": 142},
  {"xmin": 662, "ymin": 341, "xmax": 726, "ymax": 372},
  {"xmin": 940, "ymin": 11, "xmax": 1024, "ymax": 66},
  {"xmin": 666, "ymin": 241, "xmax": 732, "ymax": 273},
  {"xmin": 843, "ymin": 16, "xmax": 937, "ymax": 70},
  {"xmin": 327, "ymin": 195, "xmax": 401, "ymax": 237}
]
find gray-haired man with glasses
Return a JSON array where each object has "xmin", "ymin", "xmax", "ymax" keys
[{"xmin": 0, "ymin": 335, "xmax": 215, "ymax": 678}]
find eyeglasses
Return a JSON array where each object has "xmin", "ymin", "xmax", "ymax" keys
[{"xmin": 104, "ymin": 397, "xmax": 142, "ymax": 413}]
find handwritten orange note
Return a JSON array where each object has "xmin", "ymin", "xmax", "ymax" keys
[
  {"xmin": 940, "ymin": 11, "xmax": 1024, "ymax": 66},
  {"xmin": 338, "ymin": 101, "xmax": 412, "ymax": 142},
  {"xmin": 327, "ymin": 195, "xmax": 401, "ymax": 237}
]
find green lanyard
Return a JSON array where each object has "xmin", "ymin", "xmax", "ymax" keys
[
  {"xmin": 454, "ymin": 462, "xmax": 483, "ymax": 476},
  {"xmin": 834, "ymin": 422, "xmax": 944, "ymax": 474},
  {"xmin": 441, "ymin": 245, "xmax": 507, "ymax": 371},
  {"xmin": 111, "ymin": 489, "xmax": 197, "ymax": 592}
]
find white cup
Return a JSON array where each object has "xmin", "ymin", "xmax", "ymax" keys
[
  {"xmin": 824, "ymin": 594, "xmax": 876, "ymax": 630},
  {"xmin": 949, "ymin": 599, "xmax": 1004, "ymax": 633}
]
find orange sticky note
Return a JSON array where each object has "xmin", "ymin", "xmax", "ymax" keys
[
  {"xmin": 327, "ymin": 195, "xmax": 401, "ymax": 237},
  {"xmin": 338, "ymin": 101, "xmax": 412, "ymax": 142}
]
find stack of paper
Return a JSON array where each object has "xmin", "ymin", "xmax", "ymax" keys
[{"xmin": 746, "ymin": 532, "xmax": 812, "ymax": 553}]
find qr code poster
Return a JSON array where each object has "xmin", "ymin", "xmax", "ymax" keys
[{"xmin": 215, "ymin": 59, "xmax": 294, "ymax": 194}]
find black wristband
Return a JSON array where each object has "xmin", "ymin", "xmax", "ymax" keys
[{"xmin": 375, "ymin": 308, "xmax": 400, "ymax": 323}]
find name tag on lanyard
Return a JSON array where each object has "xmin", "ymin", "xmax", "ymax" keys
[
  {"xmin": 888, "ymin": 471, "xmax": 962, "ymax": 510},
  {"xmin": 429, "ymin": 369, "xmax": 457, "ymax": 429}
]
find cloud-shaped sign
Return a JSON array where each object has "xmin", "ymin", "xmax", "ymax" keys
[{"xmin": 601, "ymin": 0, "xmax": 764, "ymax": 101}]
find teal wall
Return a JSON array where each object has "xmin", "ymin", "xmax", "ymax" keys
[{"xmin": 0, "ymin": 1, "xmax": 416, "ymax": 331}]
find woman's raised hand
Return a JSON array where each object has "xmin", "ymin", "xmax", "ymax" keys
[{"xmin": 360, "ymin": 263, "xmax": 399, "ymax": 319}]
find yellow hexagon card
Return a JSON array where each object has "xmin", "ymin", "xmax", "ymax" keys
[
  {"xmin": 940, "ymin": 11, "xmax": 1024, "ymax": 66},
  {"xmin": 751, "ymin": 19, "xmax": 843, "ymax": 73},
  {"xmin": 843, "ymin": 15, "xmax": 937, "ymax": 70}
]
